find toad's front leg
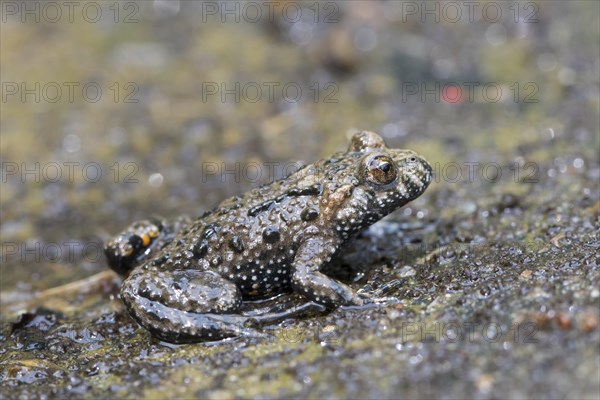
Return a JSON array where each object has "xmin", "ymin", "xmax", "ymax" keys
[{"xmin": 291, "ymin": 238, "xmax": 365, "ymax": 308}]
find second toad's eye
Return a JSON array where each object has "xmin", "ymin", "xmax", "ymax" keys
[{"xmin": 365, "ymin": 155, "xmax": 397, "ymax": 186}]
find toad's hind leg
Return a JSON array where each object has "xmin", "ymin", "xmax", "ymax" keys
[{"xmin": 120, "ymin": 269, "xmax": 262, "ymax": 343}]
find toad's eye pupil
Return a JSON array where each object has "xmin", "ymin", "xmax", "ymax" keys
[
  {"xmin": 364, "ymin": 155, "xmax": 397, "ymax": 186},
  {"xmin": 409, "ymin": 157, "xmax": 416, "ymax": 162}
]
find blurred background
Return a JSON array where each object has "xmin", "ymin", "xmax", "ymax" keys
[
  {"xmin": 2, "ymin": 0, "xmax": 597, "ymax": 289},
  {"xmin": 1, "ymin": 1, "xmax": 598, "ymax": 398}
]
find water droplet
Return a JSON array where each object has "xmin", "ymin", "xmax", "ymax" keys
[
  {"xmin": 148, "ymin": 173, "xmax": 163, "ymax": 187},
  {"xmin": 485, "ymin": 24, "xmax": 507, "ymax": 46},
  {"xmin": 63, "ymin": 134, "xmax": 81, "ymax": 153},
  {"xmin": 290, "ymin": 21, "xmax": 313, "ymax": 46}
]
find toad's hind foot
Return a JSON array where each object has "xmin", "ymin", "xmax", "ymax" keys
[
  {"xmin": 242, "ymin": 301, "xmax": 327, "ymax": 327},
  {"xmin": 126, "ymin": 299, "xmax": 268, "ymax": 343}
]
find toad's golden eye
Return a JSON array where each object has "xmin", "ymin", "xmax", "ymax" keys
[{"xmin": 365, "ymin": 155, "xmax": 397, "ymax": 185}]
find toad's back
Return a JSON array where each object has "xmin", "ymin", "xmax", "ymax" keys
[{"xmin": 143, "ymin": 152, "xmax": 371, "ymax": 298}]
